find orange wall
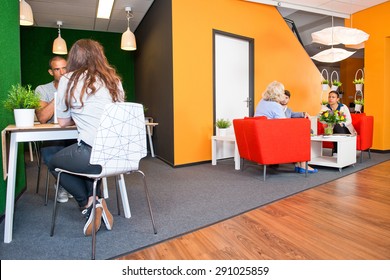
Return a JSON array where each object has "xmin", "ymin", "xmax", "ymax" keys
[
  {"xmin": 172, "ymin": 0, "xmax": 323, "ymax": 165},
  {"xmin": 345, "ymin": 1, "xmax": 390, "ymax": 150}
]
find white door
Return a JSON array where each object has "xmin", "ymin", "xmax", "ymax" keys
[{"xmin": 214, "ymin": 31, "xmax": 253, "ymax": 159}]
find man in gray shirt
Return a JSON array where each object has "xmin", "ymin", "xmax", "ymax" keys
[{"xmin": 35, "ymin": 56, "xmax": 72, "ymax": 203}]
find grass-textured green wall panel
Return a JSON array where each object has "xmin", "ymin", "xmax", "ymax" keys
[
  {"xmin": 20, "ymin": 26, "xmax": 135, "ymax": 101},
  {"xmin": 0, "ymin": 1, "xmax": 27, "ymax": 215}
]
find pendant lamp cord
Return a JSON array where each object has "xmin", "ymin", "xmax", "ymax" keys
[
  {"xmin": 126, "ymin": 10, "xmax": 133, "ymax": 29},
  {"xmin": 331, "ymin": 16, "xmax": 334, "ymax": 49}
]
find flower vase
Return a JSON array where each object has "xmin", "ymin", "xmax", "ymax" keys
[{"xmin": 323, "ymin": 123, "xmax": 334, "ymax": 135}]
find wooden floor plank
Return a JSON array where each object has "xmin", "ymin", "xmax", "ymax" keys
[{"xmin": 116, "ymin": 160, "xmax": 390, "ymax": 260}]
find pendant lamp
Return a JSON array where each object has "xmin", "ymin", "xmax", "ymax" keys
[
  {"xmin": 311, "ymin": 17, "xmax": 356, "ymax": 63},
  {"xmin": 20, "ymin": 0, "xmax": 34, "ymax": 26},
  {"xmin": 121, "ymin": 7, "xmax": 137, "ymax": 51},
  {"xmin": 311, "ymin": 47, "xmax": 356, "ymax": 63},
  {"xmin": 52, "ymin": 21, "xmax": 68, "ymax": 55},
  {"xmin": 312, "ymin": 26, "xmax": 369, "ymax": 46}
]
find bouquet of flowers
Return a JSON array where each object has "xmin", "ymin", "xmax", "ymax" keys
[{"xmin": 318, "ymin": 109, "xmax": 346, "ymax": 125}]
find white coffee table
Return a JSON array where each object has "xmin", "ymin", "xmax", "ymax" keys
[
  {"xmin": 309, "ymin": 135, "xmax": 357, "ymax": 172},
  {"xmin": 211, "ymin": 135, "xmax": 240, "ymax": 170}
]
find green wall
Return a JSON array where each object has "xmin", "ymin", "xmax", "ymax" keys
[
  {"xmin": 0, "ymin": 1, "xmax": 26, "ymax": 216},
  {"xmin": 20, "ymin": 26, "xmax": 136, "ymax": 101}
]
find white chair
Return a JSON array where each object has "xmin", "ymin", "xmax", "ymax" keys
[{"xmin": 50, "ymin": 102, "xmax": 157, "ymax": 260}]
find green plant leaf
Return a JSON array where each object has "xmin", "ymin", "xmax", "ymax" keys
[
  {"xmin": 3, "ymin": 84, "xmax": 41, "ymax": 111},
  {"xmin": 216, "ymin": 118, "xmax": 231, "ymax": 128}
]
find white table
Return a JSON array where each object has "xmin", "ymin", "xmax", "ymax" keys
[
  {"xmin": 211, "ymin": 135, "xmax": 240, "ymax": 170},
  {"xmin": 309, "ymin": 135, "xmax": 357, "ymax": 172}
]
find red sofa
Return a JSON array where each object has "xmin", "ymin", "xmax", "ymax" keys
[
  {"xmin": 317, "ymin": 113, "xmax": 374, "ymax": 162},
  {"xmin": 233, "ymin": 117, "xmax": 311, "ymax": 180}
]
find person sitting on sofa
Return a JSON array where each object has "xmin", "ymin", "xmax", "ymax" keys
[
  {"xmin": 282, "ymin": 90, "xmax": 310, "ymax": 119},
  {"xmin": 255, "ymin": 81, "xmax": 318, "ymax": 173}
]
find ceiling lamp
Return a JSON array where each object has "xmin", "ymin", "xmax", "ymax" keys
[
  {"xmin": 121, "ymin": 7, "xmax": 137, "ymax": 51},
  {"xmin": 311, "ymin": 48, "xmax": 356, "ymax": 63},
  {"xmin": 97, "ymin": 0, "xmax": 114, "ymax": 19},
  {"xmin": 312, "ymin": 26, "xmax": 369, "ymax": 46},
  {"xmin": 52, "ymin": 21, "xmax": 68, "ymax": 55},
  {"xmin": 19, "ymin": 0, "xmax": 34, "ymax": 26},
  {"xmin": 311, "ymin": 17, "xmax": 356, "ymax": 63}
]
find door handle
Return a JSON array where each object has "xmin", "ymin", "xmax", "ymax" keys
[{"xmin": 243, "ymin": 97, "xmax": 252, "ymax": 108}]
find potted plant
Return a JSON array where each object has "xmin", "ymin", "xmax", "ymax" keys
[
  {"xmin": 215, "ymin": 118, "xmax": 231, "ymax": 136},
  {"xmin": 354, "ymin": 99, "xmax": 364, "ymax": 113},
  {"xmin": 3, "ymin": 84, "xmax": 40, "ymax": 128},
  {"xmin": 353, "ymin": 78, "xmax": 364, "ymax": 91},
  {"xmin": 331, "ymin": 80, "xmax": 342, "ymax": 91},
  {"xmin": 321, "ymin": 79, "xmax": 329, "ymax": 91}
]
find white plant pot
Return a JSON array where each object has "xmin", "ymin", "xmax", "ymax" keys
[
  {"xmin": 355, "ymin": 104, "xmax": 362, "ymax": 112},
  {"xmin": 322, "ymin": 84, "xmax": 329, "ymax": 91},
  {"xmin": 217, "ymin": 128, "xmax": 227, "ymax": 137},
  {"xmin": 355, "ymin": 84, "xmax": 363, "ymax": 91},
  {"xmin": 331, "ymin": 85, "xmax": 339, "ymax": 91},
  {"xmin": 14, "ymin": 109, "xmax": 35, "ymax": 128}
]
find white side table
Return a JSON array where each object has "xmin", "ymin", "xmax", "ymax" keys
[
  {"xmin": 211, "ymin": 135, "xmax": 240, "ymax": 170},
  {"xmin": 309, "ymin": 135, "xmax": 357, "ymax": 171}
]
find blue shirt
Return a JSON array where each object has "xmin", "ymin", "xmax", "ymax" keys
[{"xmin": 254, "ymin": 99, "xmax": 286, "ymax": 119}]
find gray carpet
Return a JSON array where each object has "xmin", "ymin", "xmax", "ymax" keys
[{"xmin": 1, "ymin": 152, "xmax": 389, "ymax": 260}]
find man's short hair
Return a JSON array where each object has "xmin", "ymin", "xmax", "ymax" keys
[{"xmin": 49, "ymin": 56, "xmax": 66, "ymax": 69}]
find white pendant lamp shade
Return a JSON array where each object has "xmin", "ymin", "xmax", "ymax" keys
[
  {"xmin": 311, "ymin": 26, "xmax": 369, "ymax": 46},
  {"xmin": 53, "ymin": 34, "xmax": 68, "ymax": 55},
  {"xmin": 121, "ymin": 27, "xmax": 137, "ymax": 51},
  {"xmin": 311, "ymin": 48, "xmax": 356, "ymax": 63},
  {"xmin": 53, "ymin": 21, "xmax": 67, "ymax": 55},
  {"xmin": 20, "ymin": 0, "xmax": 34, "ymax": 26},
  {"xmin": 121, "ymin": 7, "xmax": 137, "ymax": 51}
]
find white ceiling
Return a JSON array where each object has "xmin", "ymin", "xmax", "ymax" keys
[
  {"xmin": 25, "ymin": 0, "xmax": 387, "ymax": 66},
  {"xmin": 25, "ymin": 0, "xmax": 154, "ymax": 33},
  {"xmin": 25, "ymin": 0, "xmax": 387, "ymax": 34},
  {"xmin": 246, "ymin": 0, "xmax": 388, "ymax": 18}
]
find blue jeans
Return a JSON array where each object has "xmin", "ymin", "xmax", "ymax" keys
[{"xmin": 48, "ymin": 142, "xmax": 102, "ymax": 208}]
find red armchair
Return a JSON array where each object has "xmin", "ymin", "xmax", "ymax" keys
[
  {"xmin": 233, "ymin": 117, "xmax": 311, "ymax": 181},
  {"xmin": 317, "ymin": 113, "xmax": 374, "ymax": 162}
]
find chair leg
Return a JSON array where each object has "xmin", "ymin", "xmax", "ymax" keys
[
  {"xmin": 360, "ymin": 150, "xmax": 364, "ymax": 163},
  {"xmin": 50, "ymin": 172, "xmax": 62, "ymax": 236},
  {"xmin": 115, "ymin": 176, "xmax": 121, "ymax": 216},
  {"xmin": 368, "ymin": 149, "xmax": 371, "ymax": 159},
  {"xmin": 263, "ymin": 165, "xmax": 266, "ymax": 181},
  {"xmin": 305, "ymin": 162, "xmax": 308, "ymax": 177},
  {"xmin": 44, "ymin": 168, "xmax": 50, "ymax": 206},
  {"xmin": 91, "ymin": 179, "xmax": 98, "ymax": 260},
  {"xmin": 35, "ymin": 144, "xmax": 42, "ymax": 194},
  {"xmin": 132, "ymin": 170, "xmax": 157, "ymax": 234}
]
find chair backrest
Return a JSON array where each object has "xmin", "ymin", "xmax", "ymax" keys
[
  {"xmin": 234, "ymin": 117, "xmax": 311, "ymax": 165},
  {"xmin": 89, "ymin": 102, "xmax": 147, "ymax": 177},
  {"xmin": 351, "ymin": 113, "xmax": 374, "ymax": 151}
]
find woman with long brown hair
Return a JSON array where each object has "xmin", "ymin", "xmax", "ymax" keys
[{"xmin": 48, "ymin": 39, "xmax": 125, "ymax": 236}]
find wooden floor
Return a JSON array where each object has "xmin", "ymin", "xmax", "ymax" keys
[{"xmin": 117, "ymin": 160, "xmax": 390, "ymax": 260}]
